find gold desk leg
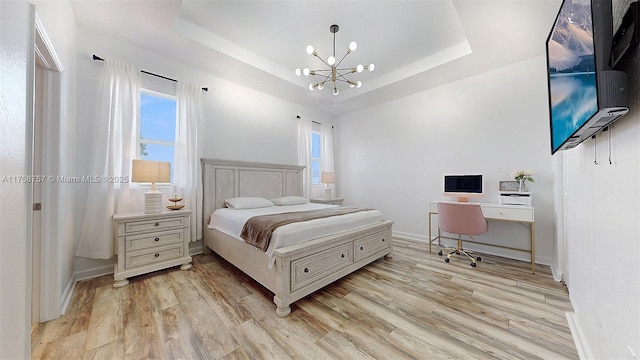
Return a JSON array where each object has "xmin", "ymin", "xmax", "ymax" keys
[
  {"xmin": 428, "ymin": 212, "xmax": 432, "ymax": 253},
  {"xmin": 531, "ymin": 222, "xmax": 536, "ymax": 274}
]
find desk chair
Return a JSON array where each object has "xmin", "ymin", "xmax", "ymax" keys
[{"xmin": 436, "ymin": 202, "xmax": 488, "ymax": 267}]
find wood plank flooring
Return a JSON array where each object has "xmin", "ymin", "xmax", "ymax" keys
[{"xmin": 31, "ymin": 239, "xmax": 578, "ymax": 359}]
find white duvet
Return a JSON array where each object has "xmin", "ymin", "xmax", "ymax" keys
[{"xmin": 208, "ymin": 203, "xmax": 384, "ymax": 268}]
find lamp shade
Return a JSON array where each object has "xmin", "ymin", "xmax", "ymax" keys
[
  {"xmin": 321, "ymin": 172, "xmax": 336, "ymax": 184},
  {"xmin": 132, "ymin": 160, "xmax": 170, "ymax": 185}
]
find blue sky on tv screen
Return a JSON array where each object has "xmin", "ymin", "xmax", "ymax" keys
[{"xmin": 548, "ymin": 0, "xmax": 598, "ymax": 151}]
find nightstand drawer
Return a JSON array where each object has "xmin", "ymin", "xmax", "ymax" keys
[
  {"xmin": 126, "ymin": 244, "xmax": 184, "ymax": 269},
  {"xmin": 354, "ymin": 231, "xmax": 390, "ymax": 262},
  {"xmin": 124, "ymin": 216, "xmax": 185, "ymax": 234},
  {"xmin": 125, "ymin": 229, "xmax": 184, "ymax": 251},
  {"xmin": 291, "ymin": 243, "xmax": 352, "ymax": 292}
]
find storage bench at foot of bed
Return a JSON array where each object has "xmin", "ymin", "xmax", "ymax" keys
[{"xmin": 272, "ymin": 220, "xmax": 393, "ymax": 317}]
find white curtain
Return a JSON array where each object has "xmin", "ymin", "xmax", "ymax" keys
[
  {"xmin": 174, "ymin": 83, "xmax": 201, "ymax": 241},
  {"xmin": 321, "ymin": 123, "xmax": 335, "ymax": 194},
  {"xmin": 297, "ymin": 117, "xmax": 312, "ymax": 197},
  {"xmin": 76, "ymin": 59, "xmax": 139, "ymax": 259}
]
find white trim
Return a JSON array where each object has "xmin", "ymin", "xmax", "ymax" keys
[
  {"xmin": 59, "ymin": 275, "xmax": 76, "ymax": 316},
  {"xmin": 566, "ymin": 311, "xmax": 592, "ymax": 360},
  {"xmin": 33, "ymin": 12, "xmax": 65, "ymax": 323},
  {"xmin": 34, "ymin": 13, "xmax": 63, "ymax": 72},
  {"xmin": 74, "ymin": 264, "xmax": 115, "ymax": 282}
]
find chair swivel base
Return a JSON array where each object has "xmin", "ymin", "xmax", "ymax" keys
[{"xmin": 438, "ymin": 248, "xmax": 482, "ymax": 267}]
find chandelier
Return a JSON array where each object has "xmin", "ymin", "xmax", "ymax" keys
[{"xmin": 295, "ymin": 24, "xmax": 375, "ymax": 96}]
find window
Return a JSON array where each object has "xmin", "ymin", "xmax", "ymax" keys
[
  {"xmin": 311, "ymin": 124, "xmax": 322, "ymax": 184},
  {"xmin": 139, "ymin": 89, "xmax": 177, "ymax": 182}
]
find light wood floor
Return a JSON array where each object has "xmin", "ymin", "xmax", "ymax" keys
[{"xmin": 32, "ymin": 239, "xmax": 578, "ymax": 359}]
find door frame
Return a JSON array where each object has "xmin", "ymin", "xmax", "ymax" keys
[{"xmin": 32, "ymin": 13, "xmax": 63, "ymax": 323}]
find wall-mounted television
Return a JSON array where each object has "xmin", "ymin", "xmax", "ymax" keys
[
  {"xmin": 546, "ymin": 0, "xmax": 629, "ymax": 154},
  {"xmin": 443, "ymin": 174, "xmax": 483, "ymax": 202}
]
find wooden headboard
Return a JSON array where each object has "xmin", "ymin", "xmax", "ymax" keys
[{"xmin": 201, "ymin": 158, "xmax": 304, "ymax": 223}]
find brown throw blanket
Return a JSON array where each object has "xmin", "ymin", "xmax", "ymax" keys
[{"xmin": 241, "ymin": 207, "xmax": 372, "ymax": 250}]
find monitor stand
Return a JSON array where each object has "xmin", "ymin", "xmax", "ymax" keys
[{"xmin": 457, "ymin": 197, "xmax": 469, "ymax": 202}]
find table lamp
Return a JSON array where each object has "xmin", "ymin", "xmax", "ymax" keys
[
  {"xmin": 320, "ymin": 171, "xmax": 336, "ymax": 199},
  {"xmin": 132, "ymin": 159, "xmax": 171, "ymax": 214}
]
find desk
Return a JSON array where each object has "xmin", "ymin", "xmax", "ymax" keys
[{"xmin": 428, "ymin": 201, "xmax": 535, "ymax": 273}]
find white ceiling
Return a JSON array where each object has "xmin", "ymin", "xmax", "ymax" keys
[{"xmin": 71, "ymin": 0, "xmax": 562, "ymax": 115}]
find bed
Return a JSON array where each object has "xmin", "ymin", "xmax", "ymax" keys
[{"xmin": 201, "ymin": 158, "xmax": 393, "ymax": 317}]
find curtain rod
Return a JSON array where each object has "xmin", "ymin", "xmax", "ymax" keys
[
  {"xmin": 297, "ymin": 115, "xmax": 333, "ymax": 129},
  {"xmin": 92, "ymin": 54, "xmax": 208, "ymax": 92}
]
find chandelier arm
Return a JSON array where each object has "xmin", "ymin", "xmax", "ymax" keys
[
  {"xmin": 312, "ymin": 53, "xmax": 332, "ymax": 68},
  {"xmin": 335, "ymin": 70, "xmax": 356, "ymax": 79},
  {"xmin": 335, "ymin": 52, "xmax": 350, "ymax": 68}
]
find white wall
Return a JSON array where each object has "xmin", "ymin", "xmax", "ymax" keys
[
  {"xmin": 562, "ymin": 46, "xmax": 640, "ymax": 358},
  {"xmin": 0, "ymin": 2, "xmax": 33, "ymax": 358},
  {"xmin": 337, "ymin": 56, "xmax": 555, "ymax": 264},
  {"xmin": 73, "ymin": 28, "xmax": 334, "ymax": 276}
]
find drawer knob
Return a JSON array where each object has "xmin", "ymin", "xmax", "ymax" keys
[
  {"xmin": 304, "ymin": 267, "xmax": 309, "ymax": 273},
  {"xmin": 360, "ymin": 246, "xmax": 364, "ymax": 251},
  {"xmin": 341, "ymin": 253, "xmax": 345, "ymax": 258},
  {"xmin": 154, "ymin": 253, "xmax": 160, "ymax": 258},
  {"xmin": 154, "ymin": 237, "xmax": 160, "ymax": 242},
  {"xmin": 154, "ymin": 222, "xmax": 160, "ymax": 227},
  {"xmin": 382, "ymin": 238, "xmax": 386, "ymax": 242}
]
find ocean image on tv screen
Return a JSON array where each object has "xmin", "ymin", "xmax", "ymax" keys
[{"xmin": 547, "ymin": 0, "xmax": 597, "ymax": 152}]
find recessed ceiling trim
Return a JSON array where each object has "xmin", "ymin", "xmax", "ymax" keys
[{"xmin": 173, "ymin": 17, "xmax": 302, "ymax": 88}]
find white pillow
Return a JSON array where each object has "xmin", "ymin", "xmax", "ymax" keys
[
  {"xmin": 271, "ymin": 196, "xmax": 310, "ymax": 206},
  {"xmin": 225, "ymin": 197, "xmax": 274, "ymax": 209}
]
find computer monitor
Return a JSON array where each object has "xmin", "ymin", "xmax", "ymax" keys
[{"xmin": 443, "ymin": 174, "xmax": 483, "ymax": 202}]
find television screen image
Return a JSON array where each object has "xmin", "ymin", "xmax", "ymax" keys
[
  {"xmin": 547, "ymin": 0, "xmax": 598, "ymax": 152},
  {"xmin": 546, "ymin": 0, "xmax": 629, "ymax": 154}
]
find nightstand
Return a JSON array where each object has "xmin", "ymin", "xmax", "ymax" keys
[
  {"xmin": 113, "ymin": 209, "xmax": 192, "ymax": 287},
  {"xmin": 310, "ymin": 198, "xmax": 344, "ymax": 205}
]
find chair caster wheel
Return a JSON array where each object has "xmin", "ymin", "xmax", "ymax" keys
[
  {"xmin": 476, "ymin": 257, "xmax": 482, "ymax": 262},
  {"xmin": 470, "ymin": 262, "xmax": 476, "ymax": 267},
  {"xmin": 444, "ymin": 258, "xmax": 450, "ymax": 263},
  {"xmin": 438, "ymin": 250, "xmax": 443, "ymax": 256}
]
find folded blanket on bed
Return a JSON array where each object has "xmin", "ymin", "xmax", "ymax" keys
[{"xmin": 241, "ymin": 207, "xmax": 372, "ymax": 250}]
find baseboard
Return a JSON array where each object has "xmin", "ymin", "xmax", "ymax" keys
[
  {"xmin": 189, "ymin": 239, "xmax": 204, "ymax": 257},
  {"xmin": 59, "ymin": 274, "xmax": 76, "ymax": 315},
  {"xmin": 74, "ymin": 264, "xmax": 114, "ymax": 282},
  {"xmin": 566, "ymin": 311, "xmax": 592, "ymax": 360},
  {"xmin": 393, "ymin": 231, "xmax": 430, "ymax": 243},
  {"xmin": 550, "ymin": 262, "xmax": 563, "ymax": 282}
]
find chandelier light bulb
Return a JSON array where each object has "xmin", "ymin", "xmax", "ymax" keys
[
  {"xmin": 348, "ymin": 82, "xmax": 355, "ymax": 88},
  {"xmin": 303, "ymin": 68, "xmax": 310, "ymax": 76},
  {"xmin": 369, "ymin": 63, "xmax": 375, "ymax": 71},
  {"xmin": 306, "ymin": 45, "xmax": 314, "ymax": 55},
  {"xmin": 328, "ymin": 56, "xmax": 336, "ymax": 66},
  {"xmin": 295, "ymin": 68, "xmax": 302, "ymax": 76},
  {"xmin": 309, "ymin": 84, "xmax": 315, "ymax": 91},
  {"xmin": 333, "ymin": 88, "xmax": 339, "ymax": 96},
  {"xmin": 318, "ymin": 84, "xmax": 324, "ymax": 90},
  {"xmin": 356, "ymin": 64, "xmax": 364, "ymax": 73},
  {"xmin": 356, "ymin": 81, "xmax": 362, "ymax": 88},
  {"xmin": 349, "ymin": 41, "xmax": 357, "ymax": 51}
]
